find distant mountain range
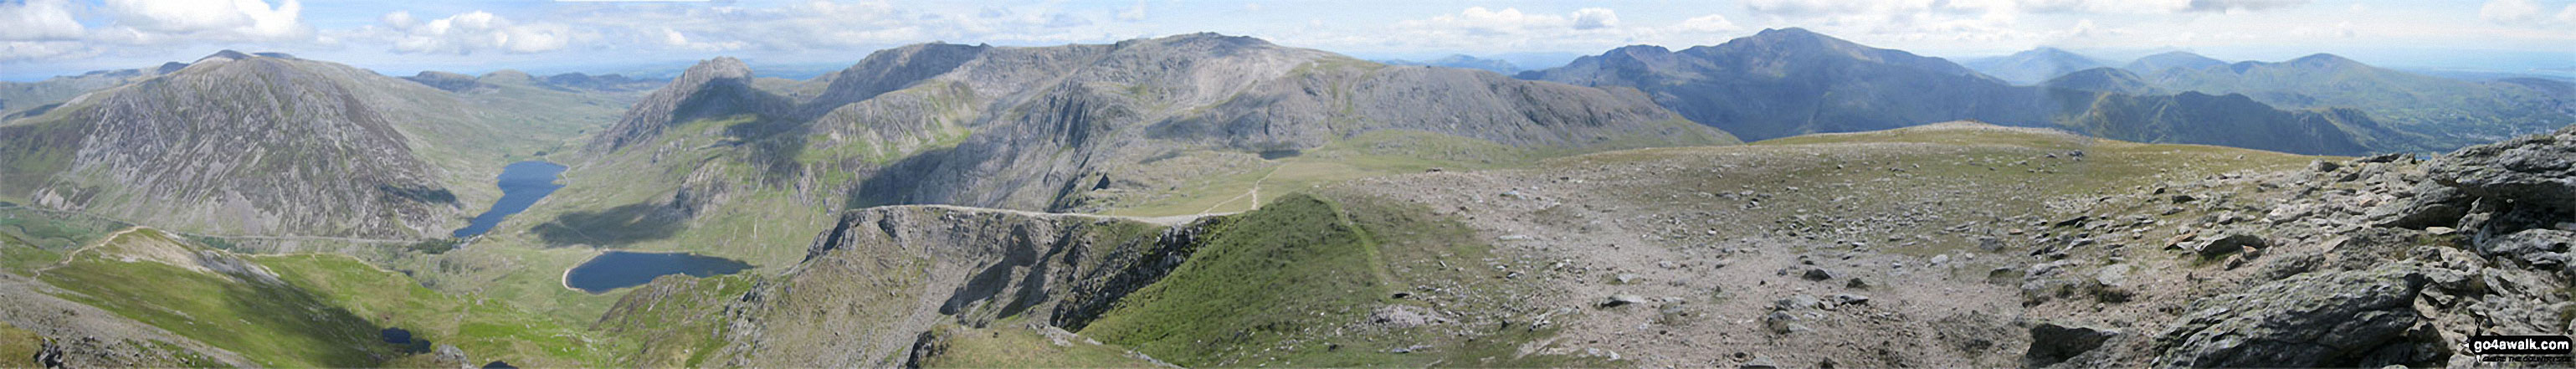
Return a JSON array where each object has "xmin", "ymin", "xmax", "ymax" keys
[
  {"xmin": 1959, "ymin": 47, "xmax": 2106, "ymax": 85},
  {"xmin": 1378, "ymin": 54, "xmax": 1520, "ymax": 74},
  {"xmin": 1524, "ymin": 28, "xmax": 2568, "ymax": 155},
  {"xmin": 1518, "ymin": 28, "xmax": 2399, "ymax": 155}
]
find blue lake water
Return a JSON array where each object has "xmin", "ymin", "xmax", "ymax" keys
[
  {"xmin": 563, "ymin": 251, "xmax": 753, "ymax": 294},
  {"xmin": 451, "ymin": 161, "xmax": 566, "ymax": 238}
]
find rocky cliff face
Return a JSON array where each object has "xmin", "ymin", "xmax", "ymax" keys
[
  {"xmin": 603, "ymin": 205, "xmax": 1206, "ymax": 367},
  {"xmin": 0, "ymin": 51, "xmax": 464, "ymax": 238}
]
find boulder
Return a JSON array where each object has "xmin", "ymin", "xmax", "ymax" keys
[
  {"xmin": 1801, "ymin": 268, "xmax": 1839, "ymax": 281},
  {"xmin": 2363, "ymin": 183, "xmax": 2467, "ymax": 229},
  {"xmin": 2479, "ymin": 229, "xmax": 2573, "ymax": 270},
  {"xmin": 1599, "ymin": 295, "xmax": 1649, "ymax": 309},
  {"xmin": 2024, "ymin": 322, "xmax": 2120, "ymax": 367},
  {"xmin": 2191, "ymin": 233, "xmax": 2266, "ymax": 258},
  {"xmin": 2426, "ymin": 126, "xmax": 2576, "ymax": 212},
  {"xmin": 2152, "ymin": 265, "xmax": 2436, "ymax": 367}
]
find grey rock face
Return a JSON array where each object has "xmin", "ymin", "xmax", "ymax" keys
[
  {"xmin": 2151, "ymin": 265, "xmax": 2434, "ymax": 368},
  {"xmin": 593, "ymin": 57, "xmax": 783, "ymax": 151},
  {"xmin": 2025, "ymin": 323, "xmax": 2120, "ymax": 367},
  {"xmin": 2428, "ymin": 125, "xmax": 2576, "ymax": 212},
  {"xmin": 2363, "ymin": 182, "xmax": 2466, "ymax": 228},
  {"xmin": 2481, "ymin": 229, "xmax": 2573, "ymax": 271},
  {"xmin": 1, "ymin": 52, "xmax": 462, "ymax": 238}
]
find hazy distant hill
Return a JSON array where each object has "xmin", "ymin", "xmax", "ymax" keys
[
  {"xmin": 1961, "ymin": 47, "xmax": 2107, "ymax": 85},
  {"xmin": 2122, "ymin": 51, "xmax": 2228, "ymax": 74},
  {"xmin": 1378, "ymin": 54, "xmax": 1520, "ymax": 74},
  {"xmin": 2127, "ymin": 54, "xmax": 2576, "ymax": 149},
  {"xmin": 0, "ymin": 62, "xmax": 186, "ymax": 120},
  {"xmin": 1519, "ymin": 28, "xmax": 2384, "ymax": 155}
]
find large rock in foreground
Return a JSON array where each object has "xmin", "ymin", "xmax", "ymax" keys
[
  {"xmin": 2151, "ymin": 265, "xmax": 2440, "ymax": 367},
  {"xmin": 2429, "ymin": 125, "xmax": 2576, "ymax": 211}
]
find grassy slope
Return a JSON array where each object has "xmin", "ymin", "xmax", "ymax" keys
[
  {"xmin": 588, "ymin": 274, "xmax": 754, "ymax": 367},
  {"xmin": 1080, "ymin": 192, "xmax": 1598, "ymax": 367},
  {"xmin": 36, "ymin": 228, "xmax": 394, "ymax": 367},
  {"xmin": 33, "ymin": 228, "xmax": 608, "ymax": 367},
  {"xmin": 0, "ymin": 321, "xmax": 36, "ymax": 367},
  {"xmin": 256, "ymin": 254, "xmax": 611, "ymax": 366}
]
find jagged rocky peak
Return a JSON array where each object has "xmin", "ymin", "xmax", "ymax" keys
[
  {"xmin": 592, "ymin": 56, "xmax": 787, "ymax": 150},
  {"xmin": 686, "ymin": 56, "xmax": 755, "ymax": 80},
  {"xmin": 801, "ymin": 42, "xmax": 991, "ymax": 112},
  {"xmin": 3, "ymin": 49, "xmax": 461, "ymax": 238}
]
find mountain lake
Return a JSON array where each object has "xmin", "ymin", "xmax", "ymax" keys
[
  {"xmin": 451, "ymin": 161, "xmax": 567, "ymax": 238},
  {"xmin": 563, "ymin": 251, "xmax": 753, "ymax": 293}
]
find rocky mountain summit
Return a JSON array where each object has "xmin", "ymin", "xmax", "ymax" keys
[{"xmin": 0, "ymin": 51, "xmax": 464, "ymax": 238}]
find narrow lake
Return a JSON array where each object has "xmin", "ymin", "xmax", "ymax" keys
[
  {"xmin": 451, "ymin": 161, "xmax": 566, "ymax": 238},
  {"xmin": 562, "ymin": 251, "xmax": 753, "ymax": 294}
]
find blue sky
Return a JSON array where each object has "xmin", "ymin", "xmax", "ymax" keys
[{"xmin": 3, "ymin": 0, "xmax": 2571, "ymax": 80}]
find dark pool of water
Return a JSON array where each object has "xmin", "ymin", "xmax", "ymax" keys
[
  {"xmin": 451, "ymin": 161, "xmax": 567, "ymax": 238},
  {"xmin": 563, "ymin": 251, "xmax": 753, "ymax": 294}
]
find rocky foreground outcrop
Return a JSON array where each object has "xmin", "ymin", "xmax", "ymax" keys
[{"xmin": 2039, "ymin": 124, "xmax": 2575, "ymax": 367}]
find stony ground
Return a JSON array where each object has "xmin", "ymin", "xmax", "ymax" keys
[{"xmin": 1330, "ymin": 122, "xmax": 2572, "ymax": 367}]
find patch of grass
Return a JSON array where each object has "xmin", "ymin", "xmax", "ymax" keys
[
  {"xmin": 1082, "ymin": 192, "xmax": 1594, "ymax": 367},
  {"xmin": 0, "ymin": 322, "xmax": 38, "ymax": 367},
  {"xmin": 38, "ymin": 229, "xmax": 398, "ymax": 367},
  {"xmin": 1079, "ymin": 193, "xmax": 1389, "ymax": 366},
  {"xmin": 255, "ymin": 254, "xmax": 612, "ymax": 367},
  {"xmin": 589, "ymin": 274, "xmax": 755, "ymax": 367}
]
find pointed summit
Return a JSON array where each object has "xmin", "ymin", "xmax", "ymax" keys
[{"xmin": 593, "ymin": 56, "xmax": 789, "ymax": 151}]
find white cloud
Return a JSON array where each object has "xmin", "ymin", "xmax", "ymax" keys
[
  {"xmin": 1676, "ymin": 13, "xmax": 1742, "ymax": 33},
  {"xmin": 0, "ymin": 0, "xmax": 85, "ymax": 41},
  {"xmin": 1118, "ymin": 0, "xmax": 1147, "ymax": 22},
  {"xmin": 382, "ymin": 11, "xmax": 582, "ymax": 54},
  {"xmin": 2560, "ymin": 4, "xmax": 2576, "ymax": 23},
  {"xmin": 2481, "ymin": 0, "xmax": 2546, "ymax": 23},
  {"xmin": 100, "ymin": 0, "xmax": 310, "ymax": 43},
  {"xmin": 1399, "ymin": 7, "xmax": 1623, "ymax": 36},
  {"xmin": 2182, "ymin": 0, "xmax": 2307, "ymax": 13},
  {"xmin": 1571, "ymin": 8, "xmax": 1619, "ymax": 29},
  {"xmin": 0, "ymin": 41, "xmax": 89, "ymax": 62}
]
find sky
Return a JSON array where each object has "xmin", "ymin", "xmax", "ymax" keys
[{"xmin": 2, "ymin": 0, "xmax": 2572, "ymax": 80}]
